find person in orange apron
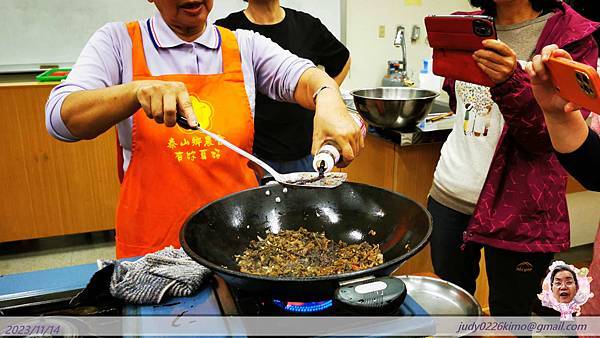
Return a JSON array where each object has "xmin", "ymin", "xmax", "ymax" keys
[{"xmin": 45, "ymin": 0, "xmax": 363, "ymax": 258}]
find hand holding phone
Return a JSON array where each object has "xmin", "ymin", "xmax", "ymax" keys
[
  {"xmin": 472, "ymin": 39, "xmax": 518, "ymax": 84},
  {"xmin": 525, "ymin": 46, "xmax": 594, "ymax": 154},
  {"xmin": 545, "ymin": 56, "xmax": 600, "ymax": 113},
  {"xmin": 425, "ymin": 15, "xmax": 498, "ymax": 87}
]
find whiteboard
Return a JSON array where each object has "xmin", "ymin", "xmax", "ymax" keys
[{"xmin": 0, "ymin": 0, "xmax": 341, "ymax": 72}]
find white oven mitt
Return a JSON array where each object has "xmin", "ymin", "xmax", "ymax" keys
[{"xmin": 98, "ymin": 246, "xmax": 211, "ymax": 304}]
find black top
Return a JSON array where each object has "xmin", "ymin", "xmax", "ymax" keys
[
  {"xmin": 556, "ymin": 127, "xmax": 600, "ymax": 191},
  {"xmin": 216, "ymin": 8, "xmax": 350, "ymax": 160}
]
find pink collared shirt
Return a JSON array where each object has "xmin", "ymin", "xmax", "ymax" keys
[{"xmin": 45, "ymin": 14, "xmax": 314, "ymax": 172}]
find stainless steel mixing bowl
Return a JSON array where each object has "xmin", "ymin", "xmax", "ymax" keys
[{"xmin": 350, "ymin": 87, "xmax": 439, "ymax": 130}]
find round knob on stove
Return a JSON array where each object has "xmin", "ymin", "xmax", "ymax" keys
[{"xmin": 334, "ymin": 277, "xmax": 407, "ymax": 315}]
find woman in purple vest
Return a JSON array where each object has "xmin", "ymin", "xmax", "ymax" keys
[{"xmin": 428, "ymin": 0, "xmax": 599, "ymax": 315}]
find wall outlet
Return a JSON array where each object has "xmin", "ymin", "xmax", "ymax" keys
[
  {"xmin": 378, "ymin": 25, "xmax": 385, "ymax": 38},
  {"xmin": 411, "ymin": 25, "xmax": 421, "ymax": 42}
]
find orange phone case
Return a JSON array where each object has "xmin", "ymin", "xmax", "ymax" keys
[
  {"xmin": 425, "ymin": 15, "xmax": 497, "ymax": 87},
  {"xmin": 546, "ymin": 57, "xmax": 600, "ymax": 113}
]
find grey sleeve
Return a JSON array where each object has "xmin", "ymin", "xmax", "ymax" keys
[{"xmin": 45, "ymin": 22, "xmax": 127, "ymax": 141}]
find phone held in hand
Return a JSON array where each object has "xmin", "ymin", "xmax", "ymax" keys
[
  {"xmin": 425, "ymin": 14, "xmax": 497, "ymax": 87},
  {"xmin": 546, "ymin": 57, "xmax": 600, "ymax": 113}
]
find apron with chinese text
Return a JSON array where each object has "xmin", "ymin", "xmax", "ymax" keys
[{"xmin": 115, "ymin": 22, "xmax": 257, "ymax": 258}]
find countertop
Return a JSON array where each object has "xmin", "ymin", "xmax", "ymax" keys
[
  {"xmin": 2, "ymin": 72, "xmax": 455, "ymax": 146},
  {"xmin": 0, "ymin": 73, "xmax": 58, "ymax": 87},
  {"xmin": 0, "ymin": 73, "xmax": 41, "ymax": 83},
  {"xmin": 346, "ymin": 98, "xmax": 454, "ymax": 147},
  {"xmin": 0, "ymin": 262, "xmax": 435, "ymax": 335}
]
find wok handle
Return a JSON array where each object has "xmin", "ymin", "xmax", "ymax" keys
[{"xmin": 334, "ymin": 276, "xmax": 407, "ymax": 315}]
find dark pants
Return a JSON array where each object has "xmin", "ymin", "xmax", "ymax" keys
[{"xmin": 428, "ymin": 197, "xmax": 554, "ymax": 315}]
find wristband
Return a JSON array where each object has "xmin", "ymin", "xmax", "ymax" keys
[{"xmin": 312, "ymin": 85, "xmax": 334, "ymax": 104}]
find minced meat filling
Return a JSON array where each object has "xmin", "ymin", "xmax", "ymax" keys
[{"xmin": 235, "ymin": 227, "xmax": 384, "ymax": 277}]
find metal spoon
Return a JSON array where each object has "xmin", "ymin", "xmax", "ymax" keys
[{"xmin": 175, "ymin": 115, "xmax": 347, "ymax": 188}]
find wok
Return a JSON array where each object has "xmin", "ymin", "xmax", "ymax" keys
[{"xmin": 180, "ymin": 182, "xmax": 432, "ymax": 308}]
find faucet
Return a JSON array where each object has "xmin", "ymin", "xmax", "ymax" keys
[
  {"xmin": 393, "ymin": 25, "xmax": 407, "ymax": 73},
  {"xmin": 392, "ymin": 25, "xmax": 413, "ymax": 86}
]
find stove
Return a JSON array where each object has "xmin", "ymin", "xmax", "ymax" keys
[
  {"xmin": 228, "ymin": 286, "xmax": 427, "ymax": 316},
  {"xmin": 0, "ymin": 290, "xmax": 121, "ymax": 316},
  {"xmin": 370, "ymin": 126, "xmax": 451, "ymax": 146},
  {"xmin": 0, "ymin": 263, "xmax": 122, "ymax": 316},
  {"xmin": 122, "ymin": 276, "xmax": 431, "ymax": 337},
  {"xmin": 0, "ymin": 263, "xmax": 427, "ymax": 318},
  {"xmin": 234, "ymin": 292, "xmax": 427, "ymax": 316},
  {"xmin": 1, "ymin": 264, "xmax": 432, "ymax": 332},
  {"xmin": 0, "ymin": 263, "xmax": 438, "ymax": 337},
  {"xmin": 124, "ymin": 275, "xmax": 428, "ymax": 317}
]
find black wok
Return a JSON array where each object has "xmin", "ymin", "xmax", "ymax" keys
[{"xmin": 180, "ymin": 182, "xmax": 432, "ymax": 305}]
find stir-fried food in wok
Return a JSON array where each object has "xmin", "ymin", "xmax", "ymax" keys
[{"xmin": 235, "ymin": 227, "xmax": 384, "ymax": 277}]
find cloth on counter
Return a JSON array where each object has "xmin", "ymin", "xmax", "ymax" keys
[
  {"xmin": 99, "ymin": 246, "xmax": 212, "ymax": 304},
  {"xmin": 69, "ymin": 263, "xmax": 124, "ymax": 313}
]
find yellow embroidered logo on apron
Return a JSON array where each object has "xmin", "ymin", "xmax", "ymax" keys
[
  {"xmin": 176, "ymin": 95, "xmax": 214, "ymax": 134},
  {"xmin": 168, "ymin": 96, "xmax": 222, "ymax": 163}
]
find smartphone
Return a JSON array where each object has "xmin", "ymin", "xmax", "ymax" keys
[
  {"xmin": 546, "ymin": 57, "xmax": 600, "ymax": 113},
  {"xmin": 425, "ymin": 15, "xmax": 497, "ymax": 87}
]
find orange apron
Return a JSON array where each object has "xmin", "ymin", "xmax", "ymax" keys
[{"xmin": 115, "ymin": 22, "xmax": 258, "ymax": 258}]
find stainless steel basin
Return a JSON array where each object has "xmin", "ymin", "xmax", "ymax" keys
[{"xmin": 350, "ymin": 87, "xmax": 439, "ymax": 130}]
